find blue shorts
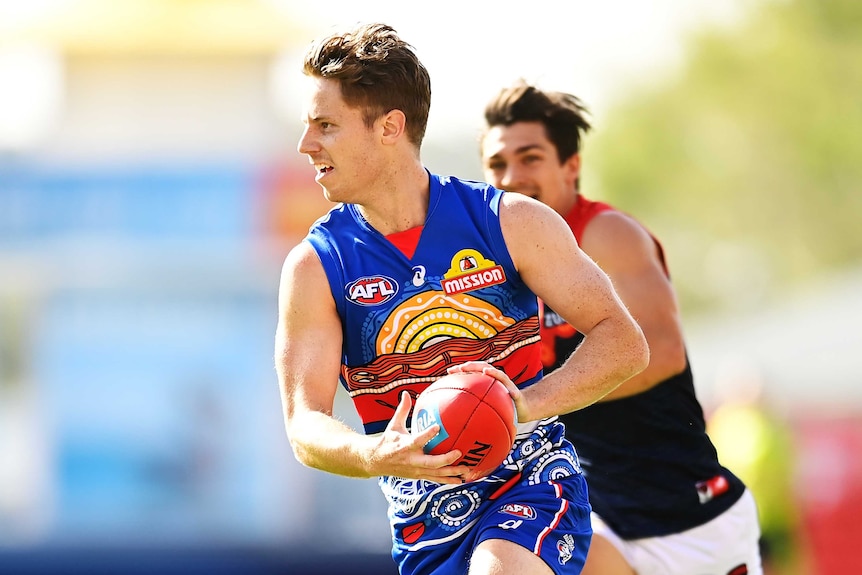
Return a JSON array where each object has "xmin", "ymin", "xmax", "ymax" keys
[{"xmin": 393, "ymin": 472, "xmax": 592, "ymax": 575}]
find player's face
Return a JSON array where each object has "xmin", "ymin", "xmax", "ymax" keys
[
  {"xmin": 481, "ymin": 122, "xmax": 581, "ymax": 217},
  {"xmin": 297, "ymin": 76, "xmax": 381, "ymax": 203}
]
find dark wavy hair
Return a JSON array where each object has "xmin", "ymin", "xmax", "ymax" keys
[{"xmin": 484, "ymin": 80, "xmax": 592, "ymax": 162}]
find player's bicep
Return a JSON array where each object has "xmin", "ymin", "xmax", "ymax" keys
[
  {"xmin": 275, "ymin": 242, "xmax": 343, "ymax": 422},
  {"xmin": 500, "ymin": 194, "xmax": 621, "ymax": 335},
  {"xmin": 582, "ymin": 214, "xmax": 684, "ymax": 343}
]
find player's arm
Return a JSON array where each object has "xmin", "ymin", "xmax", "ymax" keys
[
  {"xmin": 275, "ymin": 241, "xmax": 468, "ymax": 483},
  {"xmin": 580, "ymin": 211, "xmax": 687, "ymax": 400},
  {"xmin": 498, "ymin": 193, "xmax": 649, "ymax": 422}
]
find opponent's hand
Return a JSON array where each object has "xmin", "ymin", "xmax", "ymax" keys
[
  {"xmin": 447, "ymin": 361, "xmax": 530, "ymax": 423},
  {"xmin": 369, "ymin": 391, "xmax": 471, "ymax": 483}
]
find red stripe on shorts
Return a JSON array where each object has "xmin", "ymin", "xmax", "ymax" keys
[{"xmin": 533, "ymin": 482, "xmax": 568, "ymax": 555}]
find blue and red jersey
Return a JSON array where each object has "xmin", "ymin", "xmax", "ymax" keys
[
  {"xmin": 303, "ymin": 173, "xmax": 589, "ymax": 574},
  {"xmin": 306, "ymin": 173, "xmax": 544, "ymax": 434}
]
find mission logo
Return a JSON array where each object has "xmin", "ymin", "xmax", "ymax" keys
[{"xmin": 442, "ymin": 249, "xmax": 506, "ymax": 295}]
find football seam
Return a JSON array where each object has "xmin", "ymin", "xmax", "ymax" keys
[
  {"xmin": 443, "ymin": 382, "xmax": 515, "ymax": 446},
  {"xmin": 479, "ymin": 384, "xmax": 516, "ymax": 445},
  {"xmin": 450, "ymin": 395, "xmax": 484, "ymax": 446}
]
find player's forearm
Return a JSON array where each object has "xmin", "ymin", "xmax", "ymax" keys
[
  {"xmin": 286, "ymin": 410, "xmax": 377, "ymax": 478},
  {"xmin": 528, "ymin": 316, "xmax": 648, "ymax": 419}
]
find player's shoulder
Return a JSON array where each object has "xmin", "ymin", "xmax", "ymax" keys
[
  {"xmin": 500, "ymin": 193, "xmax": 575, "ymax": 263},
  {"xmin": 500, "ymin": 188, "xmax": 555, "ymax": 214},
  {"xmin": 580, "ymin": 209, "xmax": 662, "ymax": 271},
  {"xmin": 282, "ymin": 240, "xmax": 322, "ymax": 278},
  {"xmin": 585, "ymin": 208, "xmax": 655, "ymax": 247}
]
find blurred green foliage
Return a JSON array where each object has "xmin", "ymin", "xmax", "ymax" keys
[{"xmin": 585, "ymin": 0, "xmax": 862, "ymax": 315}]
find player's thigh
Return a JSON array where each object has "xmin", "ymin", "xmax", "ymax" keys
[
  {"xmin": 470, "ymin": 475, "xmax": 591, "ymax": 575},
  {"xmin": 469, "ymin": 538, "xmax": 554, "ymax": 575},
  {"xmin": 583, "ymin": 512, "xmax": 636, "ymax": 575},
  {"xmin": 580, "ymin": 533, "xmax": 635, "ymax": 575}
]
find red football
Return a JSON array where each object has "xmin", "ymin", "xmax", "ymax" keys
[{"xmin": 411, "ymin": 371, "xmax": 517, "ymax": 480}]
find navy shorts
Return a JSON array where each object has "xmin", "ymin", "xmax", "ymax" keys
[{"xmin": 393, "ymin": 472, "xmax": 592, "ymax": 575}]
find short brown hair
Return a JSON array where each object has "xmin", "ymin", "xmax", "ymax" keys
[{"xmin": 302, "ymin": 23, "xmax": 432, "ymax": 147}]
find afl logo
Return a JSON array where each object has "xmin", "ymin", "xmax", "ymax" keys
[
  {"xmin": 346, "ymin": 275, "xmax": 399, "ymax": 306},
  {"xmin": 501, "ymin": 503, "xmax": 537, "ymax": 520}
]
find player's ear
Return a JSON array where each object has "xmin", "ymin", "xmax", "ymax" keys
[
  {"xmin": 380, "ymin": 109, "xmax": 407, "ymax": 144},
  {"xmin": 563, "ymin": 153, "xmax": 582, "ymax": 188}
]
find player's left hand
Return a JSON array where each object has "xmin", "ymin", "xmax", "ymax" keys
[{"xmin": 447, "ymin": 361, "xmax": 529, "ymax": 423}]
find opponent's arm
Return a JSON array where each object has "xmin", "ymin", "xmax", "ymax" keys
[
  {"xmin": 580, "ymin": 211, "xmax": 687, "ymax": 400},
  {"xmin": 498, "ymin": 193, "xmax": 649, "ymax": 421},
  {"xmin": 275, "ymin": 241, "xmax": 468, "ymax": 482}
]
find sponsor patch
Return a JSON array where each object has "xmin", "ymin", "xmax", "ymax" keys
[
  {"xmin": 413, "ymin": 405, "xmax": 449, "ymax": 452},
  {"xmin": 500, "ymin": 503, "xmax": 537, "ymax": 520},
  {"xmin": 557, "ymin": 534, "xmax": 575, "ymax": 565},
  {"xmin": 442, "ymin": 249, "xmax": 506, "ymax": 295},
  {"xmin": 346, "ymin": 275, "xmax": 399, "ymax": 306},
  {"xmin": 696, "ymin": 474, "xmax": 730, "ymax": 503},
  {"xmin": 411, "ymin": 265, "xmax": 426, "ymax": 287}
]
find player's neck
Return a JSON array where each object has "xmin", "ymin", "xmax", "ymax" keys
[{"xmin": 356, "ymin": 161, "xmax": 430, "ymax": 235}]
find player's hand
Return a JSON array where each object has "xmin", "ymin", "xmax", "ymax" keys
[
  {"xmin": 370, "ymin": 391, "xmax": 471, "ymax": 483},
  {"xmin": 447, "ymin": 361, "xmax": 530, "ymax": 423}
]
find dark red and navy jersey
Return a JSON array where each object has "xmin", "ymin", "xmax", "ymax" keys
[
  {"xmin": 305, "ymin": 173, "xmax": 544, "ymax": 434},
  {"xmin": 546, "ymin": 195, "xmax": 746, "ymax": 539}
]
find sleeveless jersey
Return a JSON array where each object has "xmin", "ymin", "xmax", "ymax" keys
[
  {"xmin": 543, "ymin": 195, "xmax": 746, "ymax": 539},
  {"xmin": 305, "ymin": 173, "xmax": 587, "ymax": 572}
]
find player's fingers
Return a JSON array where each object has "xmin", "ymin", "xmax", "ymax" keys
[
  {"xmin": 476, "ymin": 364, "xmax": 526, "ymax": 421},
  {"xmin": 478, "ymin": 365, "xmax": 521, "ymax": 398},
  {"xmin": 424, "ymin": 460, "xmax": 471, "ymax": 483},
  {"xmin": 446, "ymin": 360, "xmax": 492, "ymax": 374},
  {"xmin": 475, "ymin": 363, "xmax": 510, "ymax": 383},
  {"xmin": 425, "ymin": 450, "xmax": 463, "ymax": 468},
  {"xmin": 427, "ymin": 473, "xmax": 467, "ymax": 485},
  {"xmin": 387, "ymin": 390, "xmax": 413, "ymax": 433},
  {"xmin": 412, "ymin": 420, "xmax": 443, "ymax": 449},
  {"xmin": 445, "ymin": 361, "xmax": 526, "ymax": 422}
]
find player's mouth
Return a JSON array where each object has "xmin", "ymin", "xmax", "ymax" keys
[{"xmin": 312, "ymin": 162, "xmax": 333, "ymax": 180}]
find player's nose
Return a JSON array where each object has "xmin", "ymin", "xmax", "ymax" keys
[
  {"xmin": 297, "ymin": 126, "xmax": 318, "ymax": 155},
  {"xmin": 499, "ymin": 166, "xmax": 523, "ymax": 192}
]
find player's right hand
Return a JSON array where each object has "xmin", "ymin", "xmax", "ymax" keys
[{"xmin": 367, "ymin": 391, "xmax": 471, "ymax": 483}]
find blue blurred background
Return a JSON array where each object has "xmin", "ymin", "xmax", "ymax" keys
[{"xmin": 1, "ymin": 1, "xmax": 860, "ymax": 573}]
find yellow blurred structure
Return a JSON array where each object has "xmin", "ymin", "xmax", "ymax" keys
[
  {"xmin": 0, "ymin": 0, "xmax": 301, "ymax": 55},
  {"xmin": 707, "ymin": 370, "xmax": 810, "ymax": 575}
]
